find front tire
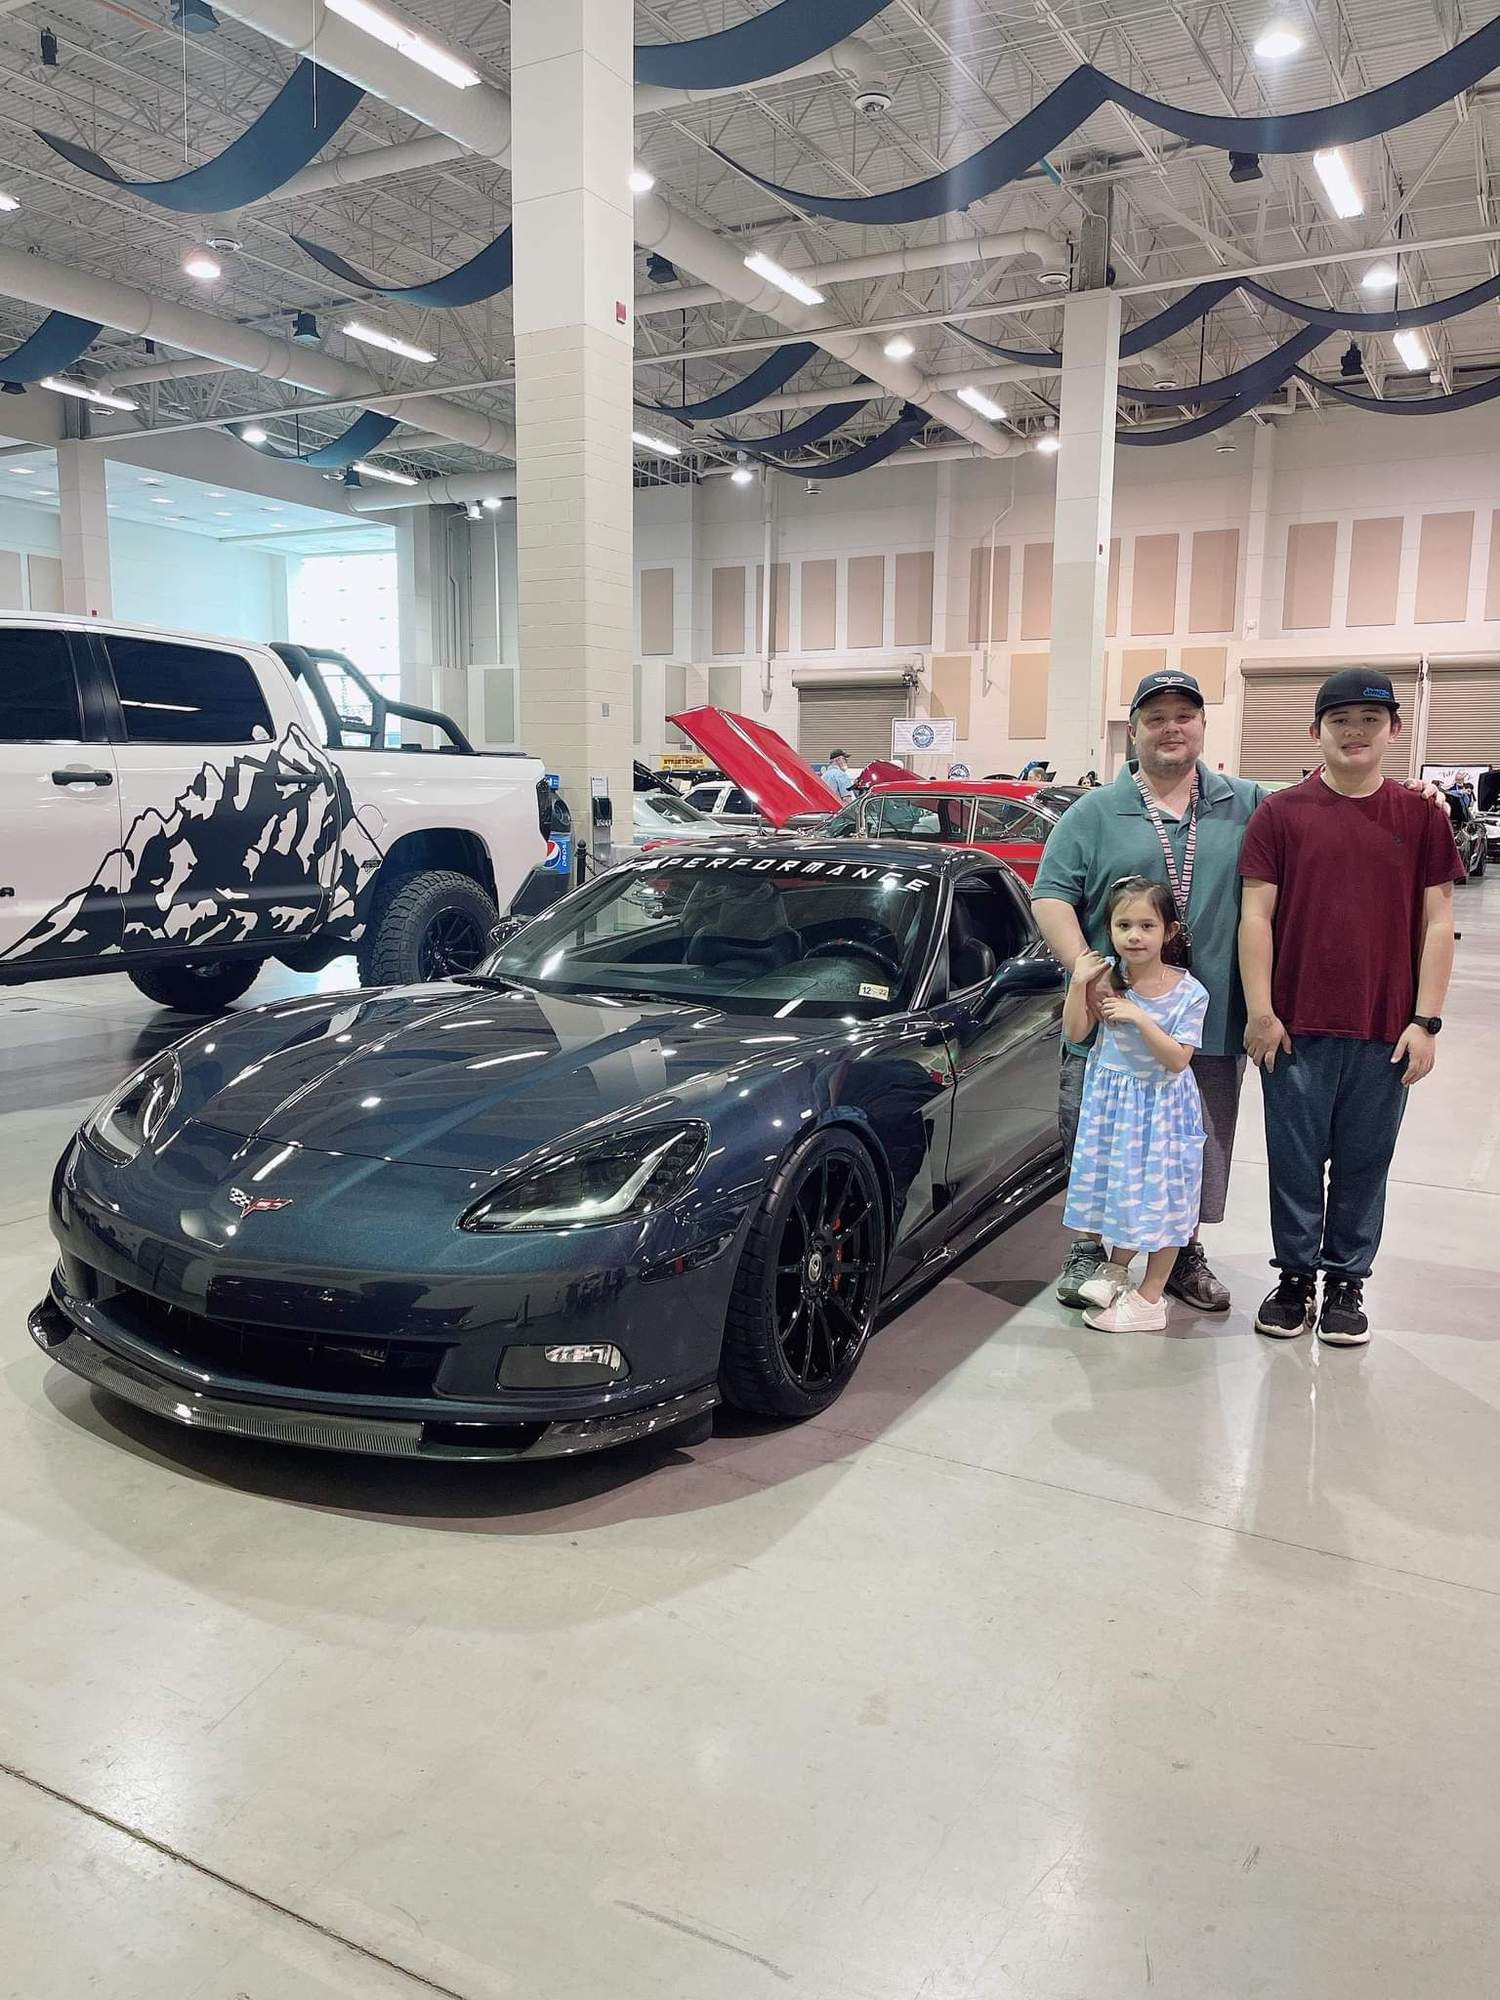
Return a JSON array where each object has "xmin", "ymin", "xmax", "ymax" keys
[
  {"xmin": 719, "ymin": 1128, "xmax": 888, "ymax": 1419},
  {"xmin": 356, "ymin": 869, "xmax": 497, "ymax": 986},
  {"xmin": 126, "ymin": 958, "xmax": 263, "ymax": 1014}
]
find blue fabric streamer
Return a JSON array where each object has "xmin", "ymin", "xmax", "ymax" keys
[
  {"xmin": 635, "ymin": 0, "xmax": 894, "ymax": 89},
  {"xmin": 1117, "ymin": 377, "xmax": 1287, "ymax": 447},
  {"xmin": 37, "ymin": 61, "xmax": 363, "ymax": 213},
  {"xmin": 764, "ymin": 403, "xmax": 927, "ymax": 477},
  {"xmin": 717, "ymin": 15, "xmax": 1500, "ymax": 223},
  {"xmin": 1126, "ymin": 326, "xmax": 1329, "ymax": 405},
  {"xmin": 0, "ymin": 312, "xmax": 103, "ymax": 384},
  {"xmin": 246, "ymin": 409, "xmax": 399, "ymax": 470},
  {"xmin": 653, "ymin": 342, "xmax": 818, "ymax": 421},
  {"xmin": 291, "ymin": 227, "xmax": 514, "ymax": 309},
  {"xmin": 717, "ymin": 401, "xmax": 866, "ymax": 455},
  {"xmin": 1292, "ymin": 366, "xmax": 1500, "ymax": 415}
]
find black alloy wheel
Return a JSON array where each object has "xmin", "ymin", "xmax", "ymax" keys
[
  {"xmin": 720, "ymin": 1128, "xmax": 888, "ymax": 1419},
  {"xmin": 417, "ymin": 907, "xmax": 487, "ymax": 980}
]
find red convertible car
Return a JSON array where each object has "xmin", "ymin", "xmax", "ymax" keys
[{"xmin": 668, "ymin": 707, "xmax": 1077, "ymax": 884}]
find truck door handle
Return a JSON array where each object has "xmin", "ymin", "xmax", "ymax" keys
[{"xmin": 52, "ymin": 766, "xmax": 113, "ymax": 787}]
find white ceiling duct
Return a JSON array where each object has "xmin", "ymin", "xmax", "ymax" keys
[
  {"xmin": 635, "ymin": 36, "xmax": 891, "ymax": 118},
  {"xmin": 0, "ymin": 245, "xmax": 514, "ymax": 457},
  {"xmin": 345, "ymin": 469, "xmax": 517, "ymax": 510},
  {"xmin": 258, "ymin": 134, "xmax": 470, "ymax": 206},
  {"xmin": 99, "ymin": 354, "xmax": 238, "ymax": 390},
  {"xmin": 639, "ymin": 230, "xmax": 1069, "ymax": 318}
]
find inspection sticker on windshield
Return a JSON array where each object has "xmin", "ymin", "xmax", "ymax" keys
[{"xmin": 859, "ymin": 982, "xmax": 891, "ymax": 1001}]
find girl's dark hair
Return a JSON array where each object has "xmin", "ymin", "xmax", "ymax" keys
[{"xmin": 1105, "ymin": 875, "xmax": 1192, "ymax": 988}]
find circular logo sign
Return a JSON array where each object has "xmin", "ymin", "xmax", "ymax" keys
[
  {"xmin": 911, "ymin": 721, "xmax": 936, "ymax": 750},
  {"xmin": 948, "ymin": 761, "xmax": 971, "ymax": 779}
]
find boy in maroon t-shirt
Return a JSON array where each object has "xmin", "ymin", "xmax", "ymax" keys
[{"xmin": 1237, "ymin": 669, "xmax": 1464, "ymax": 1345}]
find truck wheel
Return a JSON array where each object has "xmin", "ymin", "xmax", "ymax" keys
[
  {"xmin": 127, "ymin": 958, "xmax": 264, "ymax": 1014},
  {"xmin": 357, "ymin": 869, "xmax": 497, "ymax": 986}
]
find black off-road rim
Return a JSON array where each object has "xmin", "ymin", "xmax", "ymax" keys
[
  {"xmin": 771, "ymin": 1151, "xmax": 881, "ymax": 1389},
  {"xmin": 417, "ymin": 909, "xmax": 487, "ymax": 980}
]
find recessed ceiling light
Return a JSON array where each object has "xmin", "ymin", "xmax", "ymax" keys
[
  {"xmin": 9, "ymin": 466, "xmax": 34, "ymax": 476},
  {"xmin": 324, "ymin": 0, "xmax": 480, "ymax": 87},
  {"xmin": 883, "ymin": 335, "xmax": 916, "ymax": 362},
  {"xmin": 1393, "ymin": 328, "xmax": 1430, "ymax": 371},
  {"xmin": 241, "ymin": 424, "xmax": 268, "ymax": 444},
  {"xmin": 1253, "ymin": 22, "xmax": 1303, "ymax": 59},
  {"xmin": 0, "ymin": 192, "xmax": 19, "ymax": 212},
  {"xmin": 343, "ymin": 319, "xmax": 435, "ymax": 364},
  {"xmin": 40, "ymin": 375, "xmax": 136, "ymax": 411},
  {"xmin": 957, "ymin": 385, "xmax": 1007, "ymax": 421},
  {"xmin": 730, "ymin": 466, "xmax": 755, "ymax": 486},
  {"xmin": 207, "ymin": 488, "xmax": 226, "ymax": 497},
  {"xmin": 629, "ymin": 167, "xmax": 656, "ymax": 194},
  {"xmin": 1034, "ymin": 433, "xmax": 1061, "ymax": 455},
  {"xmin": 182, "ymin": 248, "xmax": 221, "ymax": 283},
  {"xmin": 213, "ymin": 509, "xmax": 232, "ymax": 517},
  {"xmin": 632, "ymin": 430, "xmax": 682, "ymax": 457},
  {"xmin": 351, "ymin": 459, "xmax": 418, "ymax": 485},
  {"xmin": 1313, "ymin": 147, "xmax": 1363, "ymax": 220},
  {"xmin": 743, "ymin": 251, "xmax": 824, "ymax": 307},
  {"xmin": 138, "ymin": 475, "xmax": 164, "ymax": 486},
  {"xmin": 1361, "ymin": 262, "xmax": 1398, "ymax": 292},
  {"xmin": 150, "ymin": 496, "xmax": 172, "ymax": 504}
]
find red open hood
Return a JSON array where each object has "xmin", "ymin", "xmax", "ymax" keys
[{"xmin": 667, "ymin": 706, "xmax": 841, "ymax": 826}]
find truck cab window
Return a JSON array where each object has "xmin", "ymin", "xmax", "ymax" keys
[
  {"xmin": 0, "ymin": 628, "xmax": 82, "ymax": 741},
  {"xmin": 105, "ymin": 638, "xmax": 274, "ymax": 745}
]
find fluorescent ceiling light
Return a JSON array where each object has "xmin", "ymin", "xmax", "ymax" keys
[
  {"xmin": 41, "ymin": 375, "xmax": 136, "ymax": 411},
  {"xmin": 957, "ymin": 384, "xmax": 1007, "ymax": 421},
  {"xmin": 730, "ymin": 466, "xmax": 755, "ymax": 486},
  {"xmin": 1361, "ymin": 261, "xmax": 1398, "ymax": 292},
  {"xmin": 743, "ymin": 250, "xmax": 824, "ymax": 306},
  {"xmin": 343, "ymin": 319, "xmax": 435, "ymax": 364},
  {"xmin": 0, "ymin": 192, "xmax": 20, "ymax": 213},
  {"xmin": 481, "ymin": 495, "xmax": 504, "ymax": 510},
  {"xmin": 883, "ymin": 335, "xmax": 916, "ymax": 361},
  {"xmin": 629, "ymin": 167, "xmax": 656, "ymax": 194},
  {"xmin": 324, "ymin": 0, "xmax": 480, "ymax": 87},
  {"xmin": 182, "ymin": 249, "xmax": 221, "ymax": 283},
  {"xmin": 240, "ymin": 423, "xmax": 268, "ymax": 444},
  {"xmin": 632, "ymin": 430, "xmax": 682, "ymax": 457},
  {"xmin": 138, "ymin": 475, "xmax": 164, "ymax": 486},
  {"xmin": 1034, "ymin": 433, "xmax": 1061, "ymax": 455},
  {"xmin": 351, "ymin": 459, "xmax": 418, "ymax": 485},
  {"xmin": 213, "ymin": 509, "xmax": 232, "ymax": 517},
  {"xmin": 207, "ymin": 489, "xmax": 226, "ymax": 497},
  {"xmin": 150, "ymin": 496, "xmax": 172, "ymax": 505},
  {"xmin": 1393, "ymin": 329, "xmax": 1430, "ymax": 372},
  {"xmin": 1313, "ymin": 147, "xmax": 1363, "ymax": 219},
  {"xmin": 1253, "ymin": 22, "xmax": 1303, "ymax": 59},
  {"xmin": 9, "ymin": 466, "xmax": 33, "ymax": 476}
]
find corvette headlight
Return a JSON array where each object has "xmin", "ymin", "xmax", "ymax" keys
[
  {"xmin": 459, "ymin": 1123, "xmax": 709, "ymax": 1234},
  {"xmin": 81, "ymin": 1050, "xmax": 183, "ymax": 1166}
]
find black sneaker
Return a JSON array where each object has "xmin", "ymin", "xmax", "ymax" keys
[
  {"xmin": 1164, "ymin": 1240, "xmax": 1231, "ymax": 1314},
  {"xmin": 1255, "ymin": 1271, "xmax": 1317, "ymax": 1339},
  {"xmin": 1056, "ymin": 1238, "xmax": 1106, "ymax": 1307},
  {"xmin": 1318, "ymin": 1279, "xmax": 1370, "ymax": 1346}
]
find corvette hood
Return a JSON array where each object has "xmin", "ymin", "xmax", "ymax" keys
[
  {"xmin": 186, "ymin": 983, "xmax": 821, "ymax": 1173},
  {"xmin": 667, "ymin": 706, "xmax": 840, "ymax": 825}
]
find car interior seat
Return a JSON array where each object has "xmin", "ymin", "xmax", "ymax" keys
[{"xmin": 681, "ymin": 879, "xmax": 798, "ymax": 975}]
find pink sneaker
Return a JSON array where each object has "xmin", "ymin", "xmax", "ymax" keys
[{"xmin": 1083, "ymin": 1288, "xmax": 1169, "ymax": 1333}]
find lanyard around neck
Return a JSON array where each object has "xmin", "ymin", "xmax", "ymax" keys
[{"xmin": 1135, "ymin": 770, "xmax": 1199, "ymax": 916}]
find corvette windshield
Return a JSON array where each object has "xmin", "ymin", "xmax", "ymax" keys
[{"xmin": 488, "ymin": 855, "xmax": 935, "ymax": 1017}]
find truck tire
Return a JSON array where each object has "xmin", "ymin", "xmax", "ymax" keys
[
  {"xmin": 357, "ymin": 869, "xmax": 498, "ymax": 987},
  {"xmin": 127, "ymin": 958, "xmax": 264, "ymax": 1014}
]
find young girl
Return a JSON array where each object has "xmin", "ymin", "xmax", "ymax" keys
[{"xmin": 1060, "ymin": 876, "xmax": 1209, "ymax": 1333}]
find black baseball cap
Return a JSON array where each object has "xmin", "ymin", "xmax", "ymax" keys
[
  {"xmin": 1314, "ymin": 667, "xmax": 1400, "ymax": 720},
  {"xmin": 830, "ymin": 747, "xmax": 849, "ymax": 759},
  {"xmin": 1129, "ymin": 670, "xmax": 1204, "ymax": 715}
]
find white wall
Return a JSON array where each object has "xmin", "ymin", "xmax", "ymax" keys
[{"xmin": 110, "ymin": 518, "xmax": 288, "ymax": 641}]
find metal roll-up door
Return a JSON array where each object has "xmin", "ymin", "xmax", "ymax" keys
[
  {"xmin": 796, "ymin": 684, "xmax": 909, "ymax": 768},
  {"xmin": 1425, "ymin": 667, "xmax": 1500, "ymax": 766},
  {"xmin": 1239, "ymin": 668, "xmax": 1418, "ymax": 781}
]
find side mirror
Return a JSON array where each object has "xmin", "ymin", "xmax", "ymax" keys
[
  {"xmin": 487, "ymin": 916, "xmax": 526, "ymax": 949},
  {"xmin": 978, "ymin": 955, "xmax": 1065, "ymax": 1012}
]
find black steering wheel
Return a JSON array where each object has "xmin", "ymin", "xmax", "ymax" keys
[{"xmin": 803, "ymin": 938, "xmax": 902, "ymax": 981}]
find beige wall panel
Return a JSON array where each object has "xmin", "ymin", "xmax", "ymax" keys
[
  {"xmin": 1485, "ymin": 513, "xmax": 1500, "ymax": 621},
  {"xmin": 1130, "ymin": 533, "xmax": 1179, "ymax": 636},
  {"xmin": 847, "ymin": 554, "xmax": 886, "ymax": 647},
  {"xmin": 711, "ymin": 566, "xmax": 745, "ymax": 656},
  {"xmin": 930, "ymin": 653, "xmax": 972, "ymax": 739},
  {"xmin": 1009, "ymin": 652, "xmax": 1049, "ymax": 739},
  {"xmin": 1188, "ymin": 528, "xmax": 1239, "ymax": 634},
  {"xmin": 1180, "ymin": 645, "xmax": 1228, "ymax": 704},
  {"xmin": 1282, "ymin": 521, "xmax": 1337, "ymax": 630},
  {"xmin": 1345, "ymin": 518, "xmax": 1403, "ymax": 627},
  {"xmin": 800, "ymin": 559, "xmax": 837, "ymax": 651},
  {"xmin": 753, "ymin": 563, "xmax": 791, "ymax": 653},
  {"xmin": 639, "ymin": 567, "xmax": 674, "ymax": 656},
  {"xmin": 967, "ymin": 544, "xmax": 1011, "ymax": 645},
  {"xmin": 1020, "ymin": 543, "xmax": 1053, "ymax": 641},
  {"xmin": 1105, "ymin": 538, "xmax": 1121, "ymax": 638},
  {"xmin": 893, "ymin": 550, "xmax": 934, "ymax": 646},
  {"xmin": 1414, "ymin": 510, "xmax": 1474, "ymax": 624},
  {"xmin": 1119, "ymin": 647, "xmax": 1167, "ymax": 707}
]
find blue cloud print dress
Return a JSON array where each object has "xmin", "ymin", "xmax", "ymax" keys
[{"xmin": 1063, "ymin": 973, "xmax": 1209, "ymax": 1252}]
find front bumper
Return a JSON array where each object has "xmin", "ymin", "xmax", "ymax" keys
[{"xmin": 31, "ymin": 1289, "xmax": 717, "ymax": 1461}]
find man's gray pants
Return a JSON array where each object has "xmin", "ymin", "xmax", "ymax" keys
[{"xmin": 1059, "ymin": 1046, "xmax": 1244, "ymax": 1228}]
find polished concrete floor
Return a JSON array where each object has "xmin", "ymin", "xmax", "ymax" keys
[{"xmin": 2, "ymin": 888, "xmax": 1498, "ymax": 2000}]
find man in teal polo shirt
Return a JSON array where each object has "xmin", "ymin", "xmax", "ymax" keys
[{"xmin": 1032, "ymin": 672, "xmax": 1265, "ymax": 1313}]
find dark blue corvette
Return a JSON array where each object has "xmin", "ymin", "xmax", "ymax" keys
[{"xmin": 31, "ymin": 840, "xmax": 1065, "ymax": 1461}]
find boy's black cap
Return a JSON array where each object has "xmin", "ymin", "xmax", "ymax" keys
[
  {"xmin": 1129, "ymin": 670, "xmax": 1204, "ymax": 715},
  {"xmin": 1314, "ymin": 667, "xmax": 1400, "ymax": 719}
]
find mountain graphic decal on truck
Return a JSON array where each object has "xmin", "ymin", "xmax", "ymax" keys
[{"xmin": 0, "ymin": 726, "xmax": 384, "ymax": 967}]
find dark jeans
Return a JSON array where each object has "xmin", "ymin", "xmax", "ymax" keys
[{"xmin": 1260, "ymin": 1035, "xmax": 1408, "ymax": 1280}]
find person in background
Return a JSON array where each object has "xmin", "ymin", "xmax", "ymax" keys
[
  {"xmin": 1077, "ymin": 770, "xmax": 1101, "ymax": 789},
  {"xmin": 1033, "ymin": 672, "xmax": 1265, "ymax": 1315},
  {"xmin": 824, "ymin": 749, "xmax": 856, "ymax": 800},
  {"xmin": 1019, "ymin": 758, "xmax": 1056, "ymax": 782},
  {"xmin": 1061, "ymin": 878, "xmax": 1209, "ymax": 1333},
  {"xmin": 1238, "ymin": 669, "xmax": 1464, "ymax": 1346}
]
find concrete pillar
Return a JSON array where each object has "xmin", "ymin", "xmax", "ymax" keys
[
  {"xmin": 511, "ymin": 0, "xmax": 635, "ymax": 847},
  {"xmin": 56, "ymin": 443, "xmax": 112, "ymax": 618},
  {"xmin": 1047, "ymin": 289, "xmax": 1121, "ymax": 777},
  {"xmin": 395, "ymin": 508, "xmax": 446, "ymax": 719}
]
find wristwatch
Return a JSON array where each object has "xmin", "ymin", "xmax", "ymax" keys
[{"xmin": 1411, "ymin": 1015, "xmax": 1443, "ymax": 1034}]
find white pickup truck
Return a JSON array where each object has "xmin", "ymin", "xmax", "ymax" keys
[{"xmin": 0, "ymin": 614, "xmax": 553, "ymax": 1012}]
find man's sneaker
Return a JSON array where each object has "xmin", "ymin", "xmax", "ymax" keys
[
  {"xmin": 1318, "ymin": 1279, "xmax": 1370, "ymax": 1346},
  {"xmin": 1164, "ymin": 1240, "xmax": 1232, "ymax": 1314},
  {"xmin": 1255, "ymin": 1271, "xmax": 1317, "ymax": 1338},
  {"xmin": 1084, "ymin": 1288, "xmax": 1169, "ymax": 1333},
  {"xmin": 1056, "ymin": 1238, "xmax": 1107, "ymax": 1307},
  {"xmin": 1078, "ymin": 1262, "xmax": 1134, "ymax": 1309}
]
